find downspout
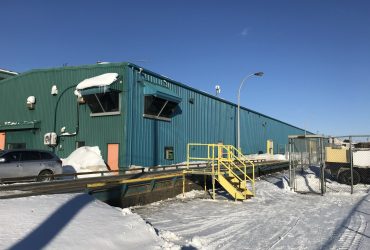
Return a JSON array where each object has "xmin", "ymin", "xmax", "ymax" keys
[{"xmin": 53, "ymin": 85, "xmax": 79, "ymax": 152}]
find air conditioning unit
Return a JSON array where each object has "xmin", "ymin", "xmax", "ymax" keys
[{"xmin": 44, "ymin": 132, "xmax": 57, "ymax": 146}]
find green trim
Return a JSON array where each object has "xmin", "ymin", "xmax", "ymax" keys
[
  {"xmin": 0, "ymin": 120, "xmax": 40, "ymax": 131},
  {"xmin": 143, "ymin": 81, "xmax": 182, "ymax": 103}
]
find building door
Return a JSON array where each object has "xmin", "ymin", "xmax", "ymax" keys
[
  {"xmin": 107, "ymin": 144, "xmax": 119, "ymax": 173},
  {"xmin": 0, "ymin": 132, "xmax": 5, "ymax": 150}
]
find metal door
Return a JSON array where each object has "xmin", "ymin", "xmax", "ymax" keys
[
  {"xmin": 107, "ymin": 144, "xmax": 119, "ymax": 172},
  {"xmin": 0, "ymin": 132, "xmax": 5, "ymax": 150}
]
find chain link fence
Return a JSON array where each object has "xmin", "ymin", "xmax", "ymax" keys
[
  {"xmin": 288, "ymin": 135, "xmax": 370, "ymax": 195},
  {"xmin": 288, "ymin": 135, "xmax": 325, "ymax": 194}
]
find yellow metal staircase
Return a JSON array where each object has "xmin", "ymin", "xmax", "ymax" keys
[{"xmin": 185, "ymin": 143, "xmax": 255, "ymax": 200}]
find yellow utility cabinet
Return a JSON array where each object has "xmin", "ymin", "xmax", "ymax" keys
[{"xmin": 325, "ymin": 147, "xmax": 349, "ymax": 163}]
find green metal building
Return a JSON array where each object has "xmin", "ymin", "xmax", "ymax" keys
[{"xmin": 0, "ymin": 62, "xmax": 305, "ymax": 170}]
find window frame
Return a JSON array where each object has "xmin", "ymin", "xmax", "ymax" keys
[
  {"xmin": 82, "ymin": 91, "xmax": 121, "ymax": 117},
  {"xmin": 143, "ymin": 95, "xmax": 178, "ymax": 122}
]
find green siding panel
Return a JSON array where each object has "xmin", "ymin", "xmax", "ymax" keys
[
  {"xmin": 0, "ymin": 64, "xmax": 127, "ymax": 167},
  {"xmin": 125, "ymin": 65, "xmax": 306, "ymax": 167}
]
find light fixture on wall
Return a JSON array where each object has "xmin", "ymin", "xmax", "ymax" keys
[
  {"xmin": 26, "ymin": 96, "xmax": 36, "ymax": 110},
  {"xmin": 51, "ymin": 85, "xmax": 58, "ymax": 95}
]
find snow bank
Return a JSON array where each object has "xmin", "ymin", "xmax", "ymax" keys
[
  {"xmin": 292, "ymin": 166, "xmax": 370, "ymax": 194},
  {"xmin": 62, "ymin": 146, "xmax": 108, "ymax": 178},
  {"xmin": 243, "ymin": 153, "xmax": 287, "ymax": 161},
  {"xmin": 176, "ymin": 190, "xmax": 206, "ymax": 199},
  {"xmin": 0, "ymin": 193, "xmax": 165, "ymax": 249}
]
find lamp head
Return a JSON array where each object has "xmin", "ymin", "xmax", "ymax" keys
[{"xmin": 254, "ymin": 72, "xmax": 264, "ymax": 77}]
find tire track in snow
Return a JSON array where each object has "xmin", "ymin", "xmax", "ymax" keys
[
  {"xmin": 268, "ymin": 217, "xmax": 301, "ymax": 249},
  {"xmin": 333, "ymin": 213, "xmax": 367, "ymax": 250}
]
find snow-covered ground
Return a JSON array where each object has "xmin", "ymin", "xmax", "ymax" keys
[
  {"xmin": 0, "ymin": 193, "xmax": 167, "ymax": 250},
  {"xmin": 2, "ymin": 173, "xmax": 370, "ymax": 249},
  {"xmin": 134, "ymin": 175, "xmax": 370, "ymax": 249}
]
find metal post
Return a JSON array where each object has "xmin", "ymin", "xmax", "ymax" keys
[
  {"xmin": 182, "ymin": 172, "xmax": 185, "ymax": 197},
  {"xmin": 237, "ymin": 72, "xmax": 263, "ymax": 152},
  {"xmin": 289, "ymin": 138, "xmax": 293, "ymax": 189},
  {"xmin": 349, "ymin": 136, "xmax": 354, "ymax": 194},
  {"xmin": 212, "ymin": 161, "xmax": 216, "ymax": 200},
  {"xmin": 187, "ymin": 144, "xmax": 189, "ymax": 169},
  {"xmin": 308, "ymin": 139, "xmax": 312, "ymax": 167},
  {"xmin": 204, "ymin": 174, "xmax": 207, "ymax": 192},
  {"xmin": 320, "ymin": 137, "xmax": 326, "ymax": 195},
  {"xmin": 322, "ymin": 138, "xmax": 326, "ymax": 194},
  {"xmin": 300, "ymin": 151, "xmax": 303, "ymax": 174}
]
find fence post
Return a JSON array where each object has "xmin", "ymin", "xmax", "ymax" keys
[
  {"xmin": 323, "ymin": 137, "xmax": 327, "ymax": 194},
  {"xmin": 349, "ymin": 136, "xmax": 354, "ymax": 194},
  {"xmin": 308, "ymin": 139, "xmax": 311, "ymax": 167},
  {"xmin": 288, "ymin": 138, "xmax": 293, "ymax": 190},
  {"xmin": 320, "ymin": 137, "xmax": 326, "ymax": 195}
]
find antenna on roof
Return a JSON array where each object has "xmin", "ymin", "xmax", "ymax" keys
[
  {"xmin": 97, "ymin": 61, "xmax": 110, "ymax": 64},
  {"xmin": 215, "ymin": 85, "xmax": 221, "ymax": 97}
]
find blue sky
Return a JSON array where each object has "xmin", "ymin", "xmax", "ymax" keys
[{"xmin": 1, "ymin": 0, "xmax": 369, "ymax": 136}]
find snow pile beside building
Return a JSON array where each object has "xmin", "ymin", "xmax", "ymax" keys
[
  {"xmin": 62, "ymin": 146, "xmax": 108, "ymax": 177},
  {"xmin": 0, "ymin": 193, "xmax": 166, "ymax": 249},
  {"xmin": 244, "ymin": 153, "xmax": 287, "ymax": 161}
]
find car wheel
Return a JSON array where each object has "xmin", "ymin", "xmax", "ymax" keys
[
  {"xmin": 37, "ymin": 170, "xmax": 54, "ymax": 182},
  {"xmin": 338, "ymin": 169, "xmax": 360, "ymax": 185}
]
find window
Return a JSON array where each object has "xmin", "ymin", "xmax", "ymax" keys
[
  {"xmin": 21, "ymin": 151, "xmax": 40, "ymax": 161},
  {"xmin": 3, "ymin": 152, "xmax": 21, "ymax": 162},
  {"xmin": 83, "ymin": 91, "xmax": 120, "ymax": 116},
  {"xmin": 7, "ymin": 143, "xmax": 26, "ymax": 149},
  {"xmin": 164, "ymin": 146, "xmax": 174, "ymax": 160},
  {"xmin": 40, "ymin": 152, "xmax": 54, "ymax": 160},
  {"xmin": 76, "ymin": 141, "xmax": 85, "ymax": 149},
  {"xmin": 144, "ymin": 96, "xmax": 178, "ymax": 121}
]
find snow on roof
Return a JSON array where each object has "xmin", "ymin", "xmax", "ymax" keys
[
  {"xmin": 76, "ymin": 73, "xmax": 118, "ymax": 90},
  {"xmin": 0, "ymin": 68, "xmax": 18, "ymax": 75}
]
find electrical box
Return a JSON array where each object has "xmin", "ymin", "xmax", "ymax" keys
[
  {"xmin": 267, "ymin": 140, "xmax": 273, "ymax": 155},
  {"xmin": 164, "ymin": 146, "xmax": 174, "ymax": 160},
  {"xmin": 44, "ymin": 132, "xmax": 57, "ymax": 146},
  {"xmin": 325, "ymin": 146, "xmax": 349, "ymax": 163}
]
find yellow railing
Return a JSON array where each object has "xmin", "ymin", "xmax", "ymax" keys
[{"xmin": 186, "ymin": 143, "xmax": 255, "ymax": 197}]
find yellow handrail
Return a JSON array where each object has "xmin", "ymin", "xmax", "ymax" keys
[{"xmin": 186, "ymin": 143, "xmax": 255, "ymax": 197}]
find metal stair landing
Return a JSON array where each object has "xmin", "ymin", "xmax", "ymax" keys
[{"xmin": 185, "ymin": 143, "xmax": 255, "ymax": 201}]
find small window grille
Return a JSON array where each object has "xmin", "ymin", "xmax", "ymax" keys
[{"xmin": 164, "ymin": 147, "xmax": 174, "ymax": 160}]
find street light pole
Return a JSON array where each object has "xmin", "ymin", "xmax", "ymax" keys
[{"xmin": 237, "ymin": 72, "xmax": 264, "ymax": 153}]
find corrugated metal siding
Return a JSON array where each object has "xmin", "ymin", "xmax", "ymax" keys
[
  {"xmin": 0, "ymin": 64, "xmax": 127, "ymax": 166},
  {"xmin": 0, "ymin": 62, "xmax": 306, "ymax": 170},
  {"xmin": 125, "ymin": 66, "xmax": 306, "ymax": 167}
]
